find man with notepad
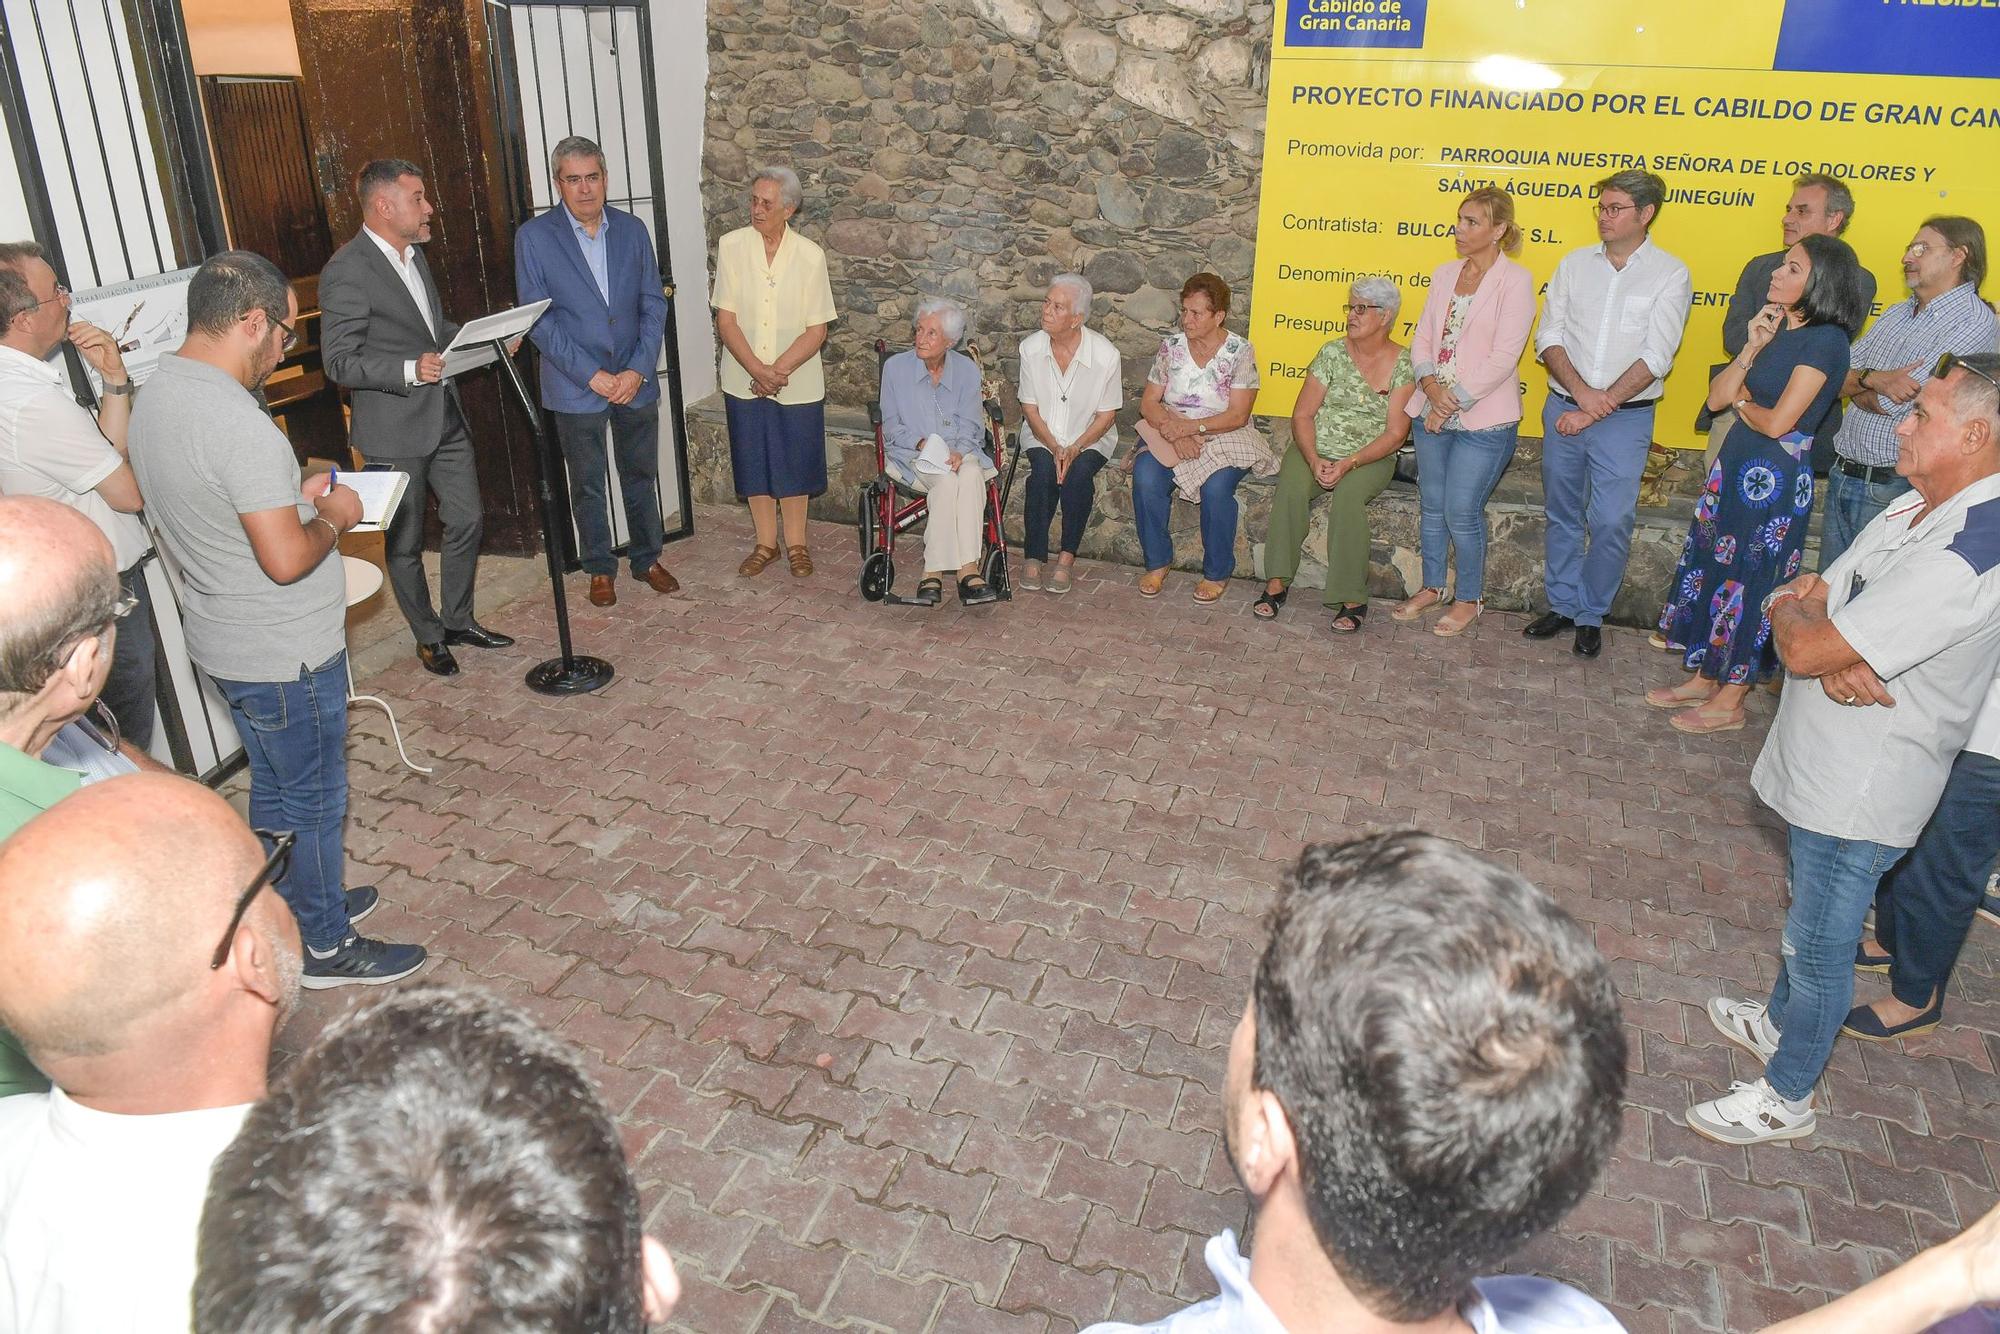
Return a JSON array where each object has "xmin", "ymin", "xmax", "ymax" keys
[
  {"xmin": 320, "ymin": 157, "xmax": 511, "ymax": 678},
  {"xmin": 129, "ymin": 251, "xmax": 426, "ymax": 989}
]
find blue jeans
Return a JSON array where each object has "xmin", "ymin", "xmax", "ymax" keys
[
  {"xmin": 213, "ymin": 652, "xmax": 352, "ymax": 951},
  {"xmin": 1538, "ymin": 397, "xmax": 1654, "ymax": 627},
  {"xmin": 1764, "ymin": 825, "xmax": 1908, "ymax": 1101},
  {"xmin": 1023, "ymin": 447, "xmax": 1108, "ymax": 561},
  {"xmin": 553, "ymin": 401, "xmax": 665, "ymax": 576},
  {"xmin": 1132, "ymin": 453, "xmax": 1249, "ymax": 582},
  {"xmin": 1873, "ymin": 751, "xmax": 2000, "ymax": 1010},
  {"xmin": 1818, "ymin": 464, "xmax": 1911, "ymax": 572},
  {"xmin": 1413, "ymin": 420, "xmax": 1519, "ymax": 603}
]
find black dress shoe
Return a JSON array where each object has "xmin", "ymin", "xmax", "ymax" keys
[
  {"xmin": 1523, "ymin": 611, "xmax": 1575, "ymax": 639},
  {"xmin": 1573, "ymin": 625, "xmax": 1603, "ymax": 658},
  {"xmin": 443, "ymin": 623, "xmax": 514, "ymax": 649},
  {"xmin": 957, "ymin": 576, "xmax": 1000, "ymax": 607},
  {"xmin": 416, "ymin": 642, "xmax": 460, "ymax": 676}
]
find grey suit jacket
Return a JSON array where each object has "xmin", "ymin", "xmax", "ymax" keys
[{"xmin": 319, "ymin": 230, "xmax": 464, "ymax": 459}]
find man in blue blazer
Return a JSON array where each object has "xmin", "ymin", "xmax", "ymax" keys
[{"xmin": 515, "ymin": 135, "xmax": 677, "ymax": 607}]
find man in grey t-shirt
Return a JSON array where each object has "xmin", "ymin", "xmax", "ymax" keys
[{"xmin": 129, "ymin": 251, "xmax": 424, "ymax": 988}]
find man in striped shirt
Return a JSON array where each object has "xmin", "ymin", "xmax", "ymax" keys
[{"xmin": 1820, "ymin": 217, "xmax": 1998, "ymax": 569}]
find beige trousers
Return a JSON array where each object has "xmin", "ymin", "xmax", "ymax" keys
[
  {"xmin": 1700, "ymin": 407, "xmax": 1739, "ymax": 474},
  {"xmin": 910, "ymin": 465, "xmax": 988, "ymax": 573}
]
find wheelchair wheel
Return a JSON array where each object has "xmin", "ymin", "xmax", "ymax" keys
[
  {"xmin": 983, "ymin": 546, "xmax": 1010, "ymax": 599},
  {"xmin": 861, "ymin": 551, "xmax": 893, "ymax": 602},
  {"xmin": 857, "ymin": 485, "xmax": 879, "ymax": 556}
]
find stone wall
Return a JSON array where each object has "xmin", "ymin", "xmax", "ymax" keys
[{"xmin": 703, "ymin": 0, "xmax": 1273, "ymax": 414}]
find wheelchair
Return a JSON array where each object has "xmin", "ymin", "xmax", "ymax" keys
[{"xmin": 856, "ymin": 337, "xmax": 1021, "ymax": 604}]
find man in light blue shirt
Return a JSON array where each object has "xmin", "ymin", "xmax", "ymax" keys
[{"xmin": 1084, "ymin": 835, "xmax": 1628, "ymax": 1334}]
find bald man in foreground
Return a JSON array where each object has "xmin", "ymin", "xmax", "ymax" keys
[
  {"xmin": 0, "ymin": 495, "xmax": 164, "ymax": 1097},
  {"xmin": 0, "ymin": 774, "xmax": 300, "ymax": 1334}
]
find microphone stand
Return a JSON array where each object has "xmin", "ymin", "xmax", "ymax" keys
[{"xmin": 486, "ymin": 339, "xmax": 614, "ymax": 696}]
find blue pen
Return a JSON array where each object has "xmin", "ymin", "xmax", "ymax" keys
[{"xmin": 329, "ymin": 466, "xmax": 337, "ymax": 490}]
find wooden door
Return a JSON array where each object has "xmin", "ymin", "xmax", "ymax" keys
[{"xmin": 288, "ymin": 0, "xmax": 539, "ymax": 553}]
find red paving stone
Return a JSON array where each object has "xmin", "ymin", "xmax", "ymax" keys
[{"xmin": 277, "ymin": 505, "xmax": 2000, "ymax": 1333}]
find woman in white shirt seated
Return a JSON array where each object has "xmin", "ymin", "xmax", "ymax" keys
[{"xmin": 1016, "ymin": 274, "xmax": 1123, "ymax": 595}]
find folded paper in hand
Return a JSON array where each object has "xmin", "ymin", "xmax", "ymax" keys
[
  {"xmin": 341, "ymin": 470, "xmax": 408, "ymax": 532},
  {"xmin": 915, "ymin": 433, "xmax": 955, "ymax": 475}
]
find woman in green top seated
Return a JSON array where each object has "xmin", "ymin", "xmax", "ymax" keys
[{"xmin": 1257, "ymin": 277, "xmax": 1417, "ymax": 631}]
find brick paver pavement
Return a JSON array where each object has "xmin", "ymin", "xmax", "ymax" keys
[{"xmin": 279, "ymin": 507, "xmax": 2000, "ymax": 1333}]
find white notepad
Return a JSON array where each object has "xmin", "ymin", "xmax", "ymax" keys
[{"xmin": 338, "ymin": 470, "xmax": 409, "ymax": 533}]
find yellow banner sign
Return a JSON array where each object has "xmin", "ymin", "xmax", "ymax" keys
[{"xmin": 1250, "ymin": 0, "xmax": 2000, "ymax": 445}]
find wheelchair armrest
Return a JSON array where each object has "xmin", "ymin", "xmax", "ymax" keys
[{"xmin": 869, "ymin": 401, "xmax": 883, "ymax": 428}]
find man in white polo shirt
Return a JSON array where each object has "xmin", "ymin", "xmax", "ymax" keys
[
  {"xmin": 0, "ymin": 242, "xmax": 156, "ymax": 748},
  {"xmin": 1694, "ymin": 352, "xmax": 2000, "ymax": 1145},
  {"xmin": 1016, "ymin": 273, "xmax": 1123, "ymax": 595}
]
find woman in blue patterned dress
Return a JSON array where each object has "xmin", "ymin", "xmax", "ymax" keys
[{"xmin": 1650, "ymin": 234, "xmax": 1869, "ymax": 734}]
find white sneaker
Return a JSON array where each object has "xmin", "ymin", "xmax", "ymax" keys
[
  {"xmin": 1707, "ymin": 997, "xmax": 1779, "ymax": 1063},
  {"xmin": 1686, "ymin": 1079, "xmax": 1816, "ymax": 1146}
]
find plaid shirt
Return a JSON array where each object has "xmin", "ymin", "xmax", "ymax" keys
[{"xmin": 1835, "ymin": 282, "xmax": 1999, "ymax": 467}]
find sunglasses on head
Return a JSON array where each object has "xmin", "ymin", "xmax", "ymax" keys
[{"xmin": 1935, "ymin": 353, "xmax": 2000, "ymax": 396}]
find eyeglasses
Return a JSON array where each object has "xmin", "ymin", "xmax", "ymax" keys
[
  {"xmin": 1594, "ymin": 202, "xmax": 1636, "ymax": 218},
  {"xmin": 1936, "ymin": 352, "xmax": 2000, "ymax": 396},
  {"xmin": 1344, "ymin": 303, "xmax": 1383, "ymax": 315},
  {"xmin": 1904, "ymin": 241, "xmax": 1934, "ymax": 258},
  {"xmin": 209, "ymin": 829, "xmax": 294, "ymax": 970},
  {"xmin": 26, "ymin": 283, "xmax": 69, "ymax": 310},
  {"xmin": 272, "ymin": 315, "xmax": 301, "ymax": 354}
]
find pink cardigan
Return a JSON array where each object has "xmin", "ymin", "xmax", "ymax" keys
[{"xmin": 1405, "ymin": 255, "xmax": 1537, "ymax": 431}]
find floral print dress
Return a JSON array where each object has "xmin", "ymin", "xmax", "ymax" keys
[{"xmin": 1657, "ymin": 323, "xmax": 1850, "ymax": 684}]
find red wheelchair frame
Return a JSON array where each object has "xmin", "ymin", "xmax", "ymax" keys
[{"xmin": 857, "ymin": 338, "xmax": 1020, "ymax": 604}]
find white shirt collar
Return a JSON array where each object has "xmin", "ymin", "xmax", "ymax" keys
[
  {"xmin": 363, "ymin": 226, "xmax": 416, "ymax": 269},
  {"xmin": 0, "ymin": 341, "xmax": 65, "ymax": 385},
  {"xmin": 1030, "ymin": 327, "xmax": 1103, "ymax": 371},
  {"xmin": 1590, "ymin": 235, "xmax": 1657, "ymax": 268}
]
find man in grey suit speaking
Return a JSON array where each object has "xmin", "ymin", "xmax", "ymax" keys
[{"xmin": 320, "ymin": 158, "xmax": 512, "ymax": 677}]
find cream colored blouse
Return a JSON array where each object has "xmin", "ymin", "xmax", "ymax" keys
[{"xmin": 711, "ymin": 225, "xmax": 838, "ymax": 405}]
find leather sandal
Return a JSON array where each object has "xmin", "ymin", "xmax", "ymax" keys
[
  {"xmin": 1391, "ymin": 587, "xmax": 1448, "ymax": 621},
  {"xmin": 1646, "ymin": 680, "xmax": 1720, "ymax": 709},
  {"xmin": 958, "ymin": 575, "xmax": 999, "ymax": 607},
  {"xmin": 1670, "ymin": 703, "xmax": 1746, "ymax": 735},
  {"xmin": 1192, "ymin": 580, "xmax": 1227, "ymax": 604},
  {"xmin": 1138, "ymin": 569, "xmax": 1168, "ymax": 599},
  {"xmin": 1434, "ymin": 600, "xmax": 1482, "ymax": 637},
  {"xmin": 1329, "ymin": 603, "xmax": 1366, "ymax": 634},
  {"xmin": 786, "ymin": 545, "xmax": 813, "ymax": 577},
  {"xmin": 1253, "ymin": 586, "xmax": 1289, "ymax": 619},
  {"xmin": 738, "ymin": 544, "xmax": 780, "ymax": 577}
]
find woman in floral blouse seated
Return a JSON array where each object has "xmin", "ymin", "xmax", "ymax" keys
[
  {"xmin": 1130, "ymin": 273, "xmax": 1275, "ymax": 603},
  {"xmin": 1258, "ymin": 277, "xmax": 1416, "ymax": 632}
]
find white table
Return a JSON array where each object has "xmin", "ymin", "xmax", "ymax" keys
[{"xmin": 342, "ymin": 555, "xmax": 432, "ymax": 774}]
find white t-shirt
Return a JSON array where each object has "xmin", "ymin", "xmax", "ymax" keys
[
  {"xmin": 1017, "ymin": 327, "xmax": 1124, "ymax": 458},
  {"xmin": 0, "ymin": 1088, "xmax": 250, "ymax": 1334},
  {"xmin": 1080, "ymin": 1231, "xmax": 1625, "ymax": 1334},
  {"xmin": 0, "ymin": 344, "xmax": 150, "ymax": 570},
  {"xmin": 1754, "ymin": 472, "xmax": 2000, "ymax": 847},
  {"xmin": 1965, "ymin": 670, "xmax": 2000, "ymax": 762}
]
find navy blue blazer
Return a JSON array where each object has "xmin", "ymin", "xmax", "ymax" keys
[{"xmin": 514, "ymin": 204, "xmax": 669, "ymax": 414}]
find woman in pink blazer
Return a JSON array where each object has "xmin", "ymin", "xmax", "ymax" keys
[{"xmin": 1391, "ymin": 188, "xmax": 1538, "ymax": 636}]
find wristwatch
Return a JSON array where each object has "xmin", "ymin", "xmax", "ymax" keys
[
  {"xmin": 101, "ymin": 381, "xmax": 136, "ymax": 397},
  {"xmin": 1197, "ymin": 422, "xmax": 1208, "ymax": 436}
]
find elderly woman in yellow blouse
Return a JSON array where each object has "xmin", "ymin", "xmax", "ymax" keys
[
  {"xmin": 1257, "ymin": 278, "xmax": 1416, "ymax": 631},
  {"xmin": 712, "ymin": 165, "xmax": 837, "ymax": 578}
]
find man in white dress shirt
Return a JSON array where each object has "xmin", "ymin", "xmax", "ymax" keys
[
  {"xmin": 1083, "ymin": 834, "xmax": 1628, "ymax": 1334},
  {"xmin": 1526, "ymin": 170, "xmax": 1693, "ymax": 657},
  {"xmin": 0, "ymin": 773, "xmax": 300, "ymax": 1333}
]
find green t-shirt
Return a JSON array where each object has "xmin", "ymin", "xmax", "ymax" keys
[
  {"xmin": 1305, "ymin": 339, "xmax": 1414, "ymax": 461},
  {"xmin": 0, "ymin": 741, "xmax": 79, "ymax": 1098}
]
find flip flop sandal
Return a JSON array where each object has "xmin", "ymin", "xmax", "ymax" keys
[{"xmin": 1253, "ymin": 587, "xmax": 1290, "ymax": 619}]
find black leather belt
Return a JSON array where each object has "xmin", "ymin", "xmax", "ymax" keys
[
  {"xmin": 1834, "ymin": 456, "xmax": 1899, "ymax": 485},
  {"xmin": 1552, "ymin": 391, "xmax": 1660, "ymax": 412}
]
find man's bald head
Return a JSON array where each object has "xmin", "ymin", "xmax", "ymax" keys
[
  {"xmin": 0, "ymin": 496, "xmax": 119, "ymax": 717},
  {"xmin": 0, "ymin": 773, "xmax": 286, "ymax": 1066}
]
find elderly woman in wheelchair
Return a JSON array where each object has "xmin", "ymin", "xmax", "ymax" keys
[{"xmin": 877, "ymin": 297, "xmax": 1004, "ymax": 606}]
